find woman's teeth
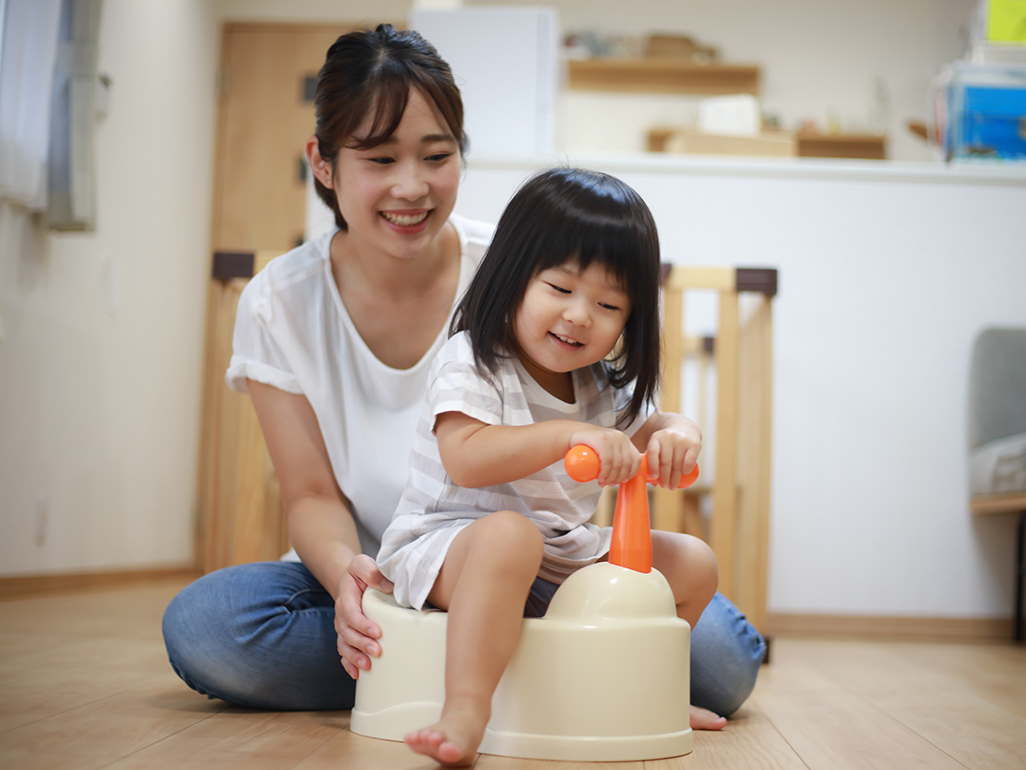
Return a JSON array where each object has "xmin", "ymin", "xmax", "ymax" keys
[{"xmin": 382, "ymin": 211, "xmax": 429, "ymax": 226}]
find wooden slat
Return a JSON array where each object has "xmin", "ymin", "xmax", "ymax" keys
[
  {"xmin": 971, "ymin": 492, "xmax": 1026, "ymax": 515},
  {"xmin": 661, "ymin": 282, "xmax": 684, "ymax": 415},
  {"xmin": 231, "ymin": 396, "xmax": 269, "ymax": 565},
  {"xmin": 209, "ymin": 279, "xmax": 248, "ymax": 572},
  {"xmin": 667, "ymin": 266, "xmax": 734, "ymax": 292},
  {"xmin": 734, "ymin": 299, "xmax": 773, "ymax": 633},
  {"xmin": 652, "ymin": 279, "xmax": 685, "ymax": 533},
  {"xmin": 710, "ymin": 290, "xmax": 740, "ymax": 601}
]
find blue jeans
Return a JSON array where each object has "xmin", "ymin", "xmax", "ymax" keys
[{"xmin": 163, "ymin": 561, "xmax": 765, "ymax": 716}]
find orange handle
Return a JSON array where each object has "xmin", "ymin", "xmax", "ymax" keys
[
  {"xmin": 564, "ymin": 445, "xmax": 699, "ymax": 489},
  {"xmin": 564, "ymin": 446, "xmax": 699, "ymax": 573}
]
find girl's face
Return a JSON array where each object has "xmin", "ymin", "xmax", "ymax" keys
[
  {"xmin": 513, "ymin": 260, "xmax": 631, "ymax": 396},
  {"xmin": 323, "ymin": 88, "xmax": 461, "ymax": 260}
]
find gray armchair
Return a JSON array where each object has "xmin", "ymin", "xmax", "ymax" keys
[{"xmin": 968, "ymin": 328, "xmax": 1026, "ymax": 642}]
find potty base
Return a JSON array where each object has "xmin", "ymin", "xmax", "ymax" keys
[{"xmin": 351, "ymin": 563, "xmax": 693, "ymax": 762}]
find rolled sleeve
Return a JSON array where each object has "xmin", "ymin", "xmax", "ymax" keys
[{"xmin": 225, "ymin": 277, "xmax": 301, "ymax": 394}]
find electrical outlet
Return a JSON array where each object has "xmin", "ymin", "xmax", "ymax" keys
[
  {"xmin": 35, "ymin": 493, "xmax": 48, "ymax": 547},
  {"xmin": 101, "ymin": 256, "xmax": 121, "ymax": 317}
]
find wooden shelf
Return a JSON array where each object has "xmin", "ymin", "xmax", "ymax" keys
[
  {"xmin": 796, "ymin": 130, "xmax": 887, "ymax": 160},
  {"xmin": 648, "ymin": 127, "xmax": 888, "ymax": 160},
  {"xmin": 567, "ymin": 57, "xmax": 760, "ymax": 95}
]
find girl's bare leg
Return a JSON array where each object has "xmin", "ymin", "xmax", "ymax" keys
[
  {"xmin": 404, "ymin": 511, "xmax": 544, "ymax": 767},
  {"xmin": 651, "ymin": 531, "xmax": 727, "ymax": 731}
]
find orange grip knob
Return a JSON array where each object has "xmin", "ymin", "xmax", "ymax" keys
[
  {"xmin": 678, "ymin": 463, "xmax": 700, "ymax": 489},
  {"xmin": 564, "ymin": 445, "xmax": 600, "ymax": 482}
]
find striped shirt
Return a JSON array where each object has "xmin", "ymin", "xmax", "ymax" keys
[{"xmin": 377, "ymin": 331, "xmax": 650, "ymax": 610}]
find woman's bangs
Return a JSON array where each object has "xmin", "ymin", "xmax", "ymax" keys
[{"xmin": 345, "ymin": 75, "xmax": 410, "ymax": 150}]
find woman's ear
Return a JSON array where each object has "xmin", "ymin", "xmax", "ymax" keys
[{"xmin": 306, "ymin": 135, "xmax": 334, "ymax": 189}]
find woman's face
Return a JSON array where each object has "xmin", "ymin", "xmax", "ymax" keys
[{"xmin": 327, "ymin": 88, "xmax": 461, "ymax": 261}]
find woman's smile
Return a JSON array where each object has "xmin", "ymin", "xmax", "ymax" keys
[{"xmin": 380, "ymin": 209, "xmax": 432, "ymax": 234}]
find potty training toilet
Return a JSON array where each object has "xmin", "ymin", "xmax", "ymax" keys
[{"xmin": 350, "ymin": 448, "xmax": 698, "ymax": 762}]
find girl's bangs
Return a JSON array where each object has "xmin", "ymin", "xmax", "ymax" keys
[{"xmin": 558, "ymin": 211, "xmax": 643, "ymax": 295}]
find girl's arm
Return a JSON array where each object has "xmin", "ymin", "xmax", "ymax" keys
[
  {"xmin": 630, "ymin": 411, "xmax": 703, "ymax": 489},
  {"xmin": 247, "ymin": 380, "xmax": 393, "ymax": 679},
  {"xmin": 435, "ymin": 410, "xmax": 641, "ymax": 489}
]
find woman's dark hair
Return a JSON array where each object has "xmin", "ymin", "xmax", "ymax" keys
[
  {"xmin": 452, "ymin": 167, "xmax": 662, "ymax": 427},
  {"xmin": 313, "ymin": 24, "xmax": 467, "ymax": 229}
]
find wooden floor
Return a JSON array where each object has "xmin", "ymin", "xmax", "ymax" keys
[{"xmin": 1, "ymin": 578, "xmax": 1025, "ymax": 769}]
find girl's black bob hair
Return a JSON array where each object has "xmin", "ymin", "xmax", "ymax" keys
[{"xmin": 452, "ymin": 167, "xmax": 662, "ymax": 428}]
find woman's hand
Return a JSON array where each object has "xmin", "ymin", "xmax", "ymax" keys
[
  {"xmin": 569, "ymin": 426, "xmax": 641, "ymax": 487},
  {"xmin": 645, "ymin": 420, "xmax": 702, "ymax": 489},
  {"xmin": 335, "ymin": 554, "xmax": 395, "ymax": 679}
]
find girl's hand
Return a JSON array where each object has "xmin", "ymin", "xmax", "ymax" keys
[
  {"xmin": 569, "ymin": 427, "xmax": 641, "ymax": 487},
  {"xmin": 335, "ymin": 554, "xmax": 395, "ymax": 679},
  {"xmin": 646, "ymin": 424, "xmax": 702, "ymax": 489}
]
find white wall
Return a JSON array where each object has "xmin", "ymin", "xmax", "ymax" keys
[
  {"xmin": 455, "ymin": 158, "xmax": 1026, "ymax": 619},
  {"xmin": 0, "ymin": 0, "xmax": 217, "ymax": 575}
]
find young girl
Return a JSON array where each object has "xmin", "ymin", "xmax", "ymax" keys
[{"xmin": 376, "ymin": 167, "xmax": 719, "ymax": 767}]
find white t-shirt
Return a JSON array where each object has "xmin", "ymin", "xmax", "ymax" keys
[
  {"xmin": 376, "ymin": 331, "xmax": 651, "ymax": 610},
  {"xmin": 226, "ymin": 215, "xmax": 494, "ymax": 557}
]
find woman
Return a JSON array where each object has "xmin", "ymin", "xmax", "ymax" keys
[{"xmin": 162, "ymin": 24, "xmax": 765, "ymax": 729}]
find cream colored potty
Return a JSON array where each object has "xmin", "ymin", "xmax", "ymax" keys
[{"xmin": 350, "ymin": 448, "xmax": 697, "ymax": 762}]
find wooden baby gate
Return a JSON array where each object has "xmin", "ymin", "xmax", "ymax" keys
[{"xmin": 198, "ymin": 255, "xmax": 777, "ymax": 634}]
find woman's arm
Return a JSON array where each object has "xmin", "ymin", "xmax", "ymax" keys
[
  {"xmin": 630, "ymin": 411, "xmax": 703, "ymax": 488},
  {"xmin": 434, "ymin": 411, "xmax": 641, "ymax": 488},
  {"xmin": 247, "ymin": 380, "xmax": 392, "ymax": 678}
]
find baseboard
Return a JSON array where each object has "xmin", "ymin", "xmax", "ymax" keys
[
  {"xmin": 0, "ymin": 564, "xmax": 202, "ymax": 599},
  {"xmin": 768, "ymin": 612, "xmax": 1014, "ymax": 642}
]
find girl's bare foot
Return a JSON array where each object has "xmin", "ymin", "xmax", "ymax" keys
[
  {"xmin": 690, "ymin": 704, "xmax": 727, "ymax": 730},
  {"xmin": 404, "ymin": 704, "xmax": 489, "ymax": 767}
]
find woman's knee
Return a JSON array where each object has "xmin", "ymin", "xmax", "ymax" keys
[
  {"xmin": 162, "ymin": 562, "xmax": 350, "ymax": 710},
  {"xmin": 690, "ymin": 592, "xmax": 766, "ymax": 716}
]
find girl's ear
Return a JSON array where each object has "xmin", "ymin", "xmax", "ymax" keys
[{"xmin": 306, "ymin": 135, "xmax": 334, "ymax": 189}]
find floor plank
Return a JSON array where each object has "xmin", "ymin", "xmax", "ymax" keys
[
  {"xmin": 792, "ymin": 640, "xmax": 1026, "ymax": 770},
  {"xmin": 752, "ymin": 642, "xmax": 968, "ymax": 770},
  {"xmin": 646, "ymin": 701, "xmax": 807, "ymax": 770},
  {"xmin": 107, "ymin": 707, "xmax": 344, "ymax": 769}
]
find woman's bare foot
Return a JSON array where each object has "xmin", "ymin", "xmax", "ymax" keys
[
  {"xmin": 690, "ymin": 705, "xmax": 727, "ymax": 730},
  {"xmin": 404, "ymin": 703, "xmax": 489, "ymax": 767}
]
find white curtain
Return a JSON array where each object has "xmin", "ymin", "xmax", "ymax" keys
[{"xmin": 0, "ymin": 0, "xmax": 62, "ymax": 210}]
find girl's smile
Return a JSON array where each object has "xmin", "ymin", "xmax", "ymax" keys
[{"xmin": 514, "ymin": 261, "xmax": 631, "ymax": 399}]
